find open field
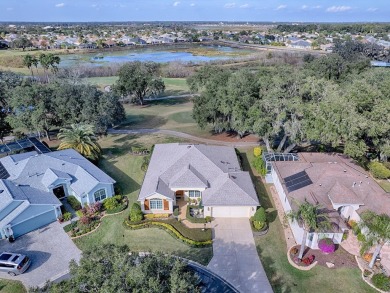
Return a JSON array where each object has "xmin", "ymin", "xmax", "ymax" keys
[
  {"xmin": 0, "ymin": 279, "xmax": 26, "ymax": 293},
  {"xmin": 121, "ymin": 98, "xmax": 214, "ymax": 137},
  {"xmin": 84, "ymin": 76, "xmax": 190, "ymax": 96},
  {"xmin": 74, "ymin": 133, "xmax": 212, "ymax": 265},
  {"xmin": 239, "ymin": 148, "xmax": 377, "ymax": 293}
]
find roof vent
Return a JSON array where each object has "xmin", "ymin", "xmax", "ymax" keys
[
  {"xmin": 352, "ymin": 182, "xmax": 356, "ymax": 187},
  {"xmin": 187, "ymin": 145, "xmax": 191, "ymax": 149},
  {"xmin": 343, "ymin": 170, "xmax": 347, "ymax": 172},
  {"xmin": 319, "ymin": 184, "xmax": 322, "ymax": 186}
]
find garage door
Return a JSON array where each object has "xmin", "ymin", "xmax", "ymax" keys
[
  {"xmin": 11, "ymin": 210, "xmax": 57, "ymax": 238},
  {"xmin": 211, "ymin": 206, "xmax": 251, "ymax": 218}
]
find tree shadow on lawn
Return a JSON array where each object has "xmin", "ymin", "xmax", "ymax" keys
[
  {"xmin": 98, "ymin": 157, "xmax": 141, "ymax": 196},
  {"xmin": 240, "ymin": 152, "xmax": 274, "ymax": 212},
  {"xmin": 120, "ymin": 114, "xmax": 167, "ymax": 129},
  {"xmin": 144, "ymin": 97, "xmax": 192, "ymax": 107},
  {"xmin": 256, "ymin": 245, "xmax": 293, "ymax": 293}
]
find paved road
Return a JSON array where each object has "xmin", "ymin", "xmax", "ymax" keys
[
  {"xmin": 109, "ymin": 128, "xmax": 261, "ymax": 147},
  {"xmin": 0, "ymin": 221, "xmax": 81, "ymax": 289},
  {"xmin": 208, "ymin": 218, "xmax": 273, "ymax": 293}
]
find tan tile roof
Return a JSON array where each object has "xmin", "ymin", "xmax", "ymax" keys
[{"xmin": 273, "ymin": 153, "xmax": 390, "ymax": 216}]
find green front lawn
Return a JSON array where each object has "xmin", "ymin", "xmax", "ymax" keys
[
  {"xmin": 0, "ymin": 279, "xmax": 26, "ymax": 293},
  {"xmin": 239, "ymin": 148, "xmax": 377, "ymax": 293},
  {"xmin": 74, "ymin": 134, "xmax": 213, "ymax": 265},
  {"xmin": 378, "ymin": 180, "xmax": 390, "ymax": 193}
]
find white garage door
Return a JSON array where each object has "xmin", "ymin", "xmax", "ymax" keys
[{"xmin": 211, "ymin": 206, "xmax": 251, "ymax": 218}]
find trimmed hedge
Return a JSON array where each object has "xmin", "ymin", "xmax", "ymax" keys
[
  {"xmin": 144, "ymin": 213, "xmax": 170, "ymax": 219},
  {"xmin": 63, "ymin": 222, "xmax": 77, "ymax": 233},
  {"xmin": 186, "ymin": 205, "xmax": 207, "ymax": 223},
  {"xmin": 372, "ymin": 273, "xmax": 390, "ymax": 291},
  {"xmin": 124, "ymin": 220, "xmax": 212, "ymax": 247},
  {"xmin": 67, "ymin": 196, "xmax": 82, "ymax": 211}
]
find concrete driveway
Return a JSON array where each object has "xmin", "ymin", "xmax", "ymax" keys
[
  {"xmin": 207, "ymin": 218, "xmax": 273, "ymax": 293},
  {"xmin": 0, "ymin": 221, "xmax": 81, "ymax": 289}
]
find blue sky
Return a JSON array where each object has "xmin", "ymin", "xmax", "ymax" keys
[{"xmin": 1, "ymin": 0, "xmax": 389, "ymax": 22}]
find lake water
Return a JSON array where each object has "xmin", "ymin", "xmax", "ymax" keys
[{"xmin": 60, "ymin": 45, "xmax": 247, "ymax": 67}]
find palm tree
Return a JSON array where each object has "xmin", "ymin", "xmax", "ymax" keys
[
  {"xmin": 57, "ymin": 124, "xmax": 101, "ymax": 160},
  {"xmin": 286, "ymin": 199, "xmax": 331, "ymax": 260},
  {"xmin": 359, "ymin": 211, "xmax": 390, "ymax": 268},
  {"xmin": 23, "ymin": 54, "xmax": 34, "ymax": 78}
]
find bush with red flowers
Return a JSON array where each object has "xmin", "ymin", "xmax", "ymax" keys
[
  {"xmin": 318, "ymin": 238, "xmax": 336, "ymax": 254},
  {"xmin": 302, "ymin": 255, "xmax": 315, "ymax": 266}
]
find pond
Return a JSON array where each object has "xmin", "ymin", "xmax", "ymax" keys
[{"xmin": 59, "ymin": 45, "xmax": 251, "ymax": 67}]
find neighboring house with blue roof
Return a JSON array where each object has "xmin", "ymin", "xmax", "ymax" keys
[
  {"xmin": 0, "ymin": 149, "xmax": 115, "ymax": 239},
  {"xmin": 138, "ymin": 144, "xmax": 259, "ymax": 218}
]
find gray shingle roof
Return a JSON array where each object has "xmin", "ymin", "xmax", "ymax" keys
[
  {"xmin": 0, "ymin": 149, "xmax": 115, "ymax": 197},
  {"xmin": 138, "ymin": 144, "xmax": 259, "ymax": 207}
]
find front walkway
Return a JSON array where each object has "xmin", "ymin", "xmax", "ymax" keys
[
  {"xmin": 340, "ymin": 230, "xmax": 360, "ymax": 256},
  {"xmin": 207, "ymin": 218, "xmax": 273, "ymax": 293},
  {"xmin": 177, "ymin": 198, "xmax": 211, "ymax": 229}
]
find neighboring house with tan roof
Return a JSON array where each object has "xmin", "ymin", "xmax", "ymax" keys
[
  {"xmin": 138, "ymin": 144, "xmax": 259, "ymax": 218},
  {"xmin": 269, "ymin": 152, "xmax": 390, "ymax": 249}
]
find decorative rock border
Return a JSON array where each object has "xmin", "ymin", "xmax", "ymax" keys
[
  {"xmin": 355, "ymin": 255, "xmax": 388, "ymax": 293},
  {"xmin": 286, "ymin": 247, "xmax": 318, "ymax": 271}
]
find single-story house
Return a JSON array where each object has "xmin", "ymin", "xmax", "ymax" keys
[
  {"xmin": 269, "ymin": 152, "xmax": 390, "ymax": 249},
  {"xmin": 138, "ymin": 144, "xmax": 259, "ymax": 218},
  {"xmin": 0, "ymin": 149, "xmax": 115, "ymax": 239}
]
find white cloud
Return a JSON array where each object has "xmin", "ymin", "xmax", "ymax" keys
[
  {"xmin": 313, "ymin": 5, "xmax": 321, "ymax": 9},
  {"xmin": 173, "ymin": 1, "xmax": 180, "ymax": 7},
  {"xmin": 367, "ymin": 7, "xmax": 378, "ymax": 12},
  {"xmin": 301, "ymin": 5, "xmax": 308, "ymax": 10},
  {"xmin": 91, "ymin": 4, "xmax": 97, "ymax": 8},
  {"xmin": 239, "ymin": 4, "xmax": 249, "ymax": 8},
  {"xmin": 224, "ymin": 3, "xmax": 236, "ymax": 9},
  {"xmin": 55, "ymin": 3, "xmax": 65, "ymax": 8},
  {"xmin": 6, "ymin": 7, "xmax": 13, "ymax": 11},
  {"xmin": 326, "ymin": 6, "xmax": 352, "ymax": 13},
  {"xmin": 276, "ymin": 5, "xmax": 287, "ymax": 10},
  {"xmin": 190, "ymin": 3, "xmax": 195, "ymax": 6}
]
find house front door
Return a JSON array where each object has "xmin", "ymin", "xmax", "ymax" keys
[{"xmin": 175, "ymin": 190, "xmax": 184, "ymax": 199}]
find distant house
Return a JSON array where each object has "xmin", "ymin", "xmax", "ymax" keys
[
  {"xmin": 0, "ymin": 149, "xmax": 115, "ymax": 239},
  {"xmin": 269, "ymin": 152, "xmax": 390, "ymax": 249},
  {"xmin": 287, "ymin": 39, "xmax": 312, "ymax": 50},
  {"xmin": 138, "ymin": 144, "xmax": 259, "ymax": 218}
]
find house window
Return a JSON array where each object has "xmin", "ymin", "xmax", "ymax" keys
[
  {"xmin": 150, "ymin": 199, "xmax": 163, "ymax": 210},
  {"xmin": 189, "ymin": 190, "xmax": 201, "ymax": 198},
  {"xmin": 94, "ymin": 189, "xmax": 106, "ymax": 202}
]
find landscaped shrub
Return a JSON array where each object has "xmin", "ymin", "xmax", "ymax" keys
[
  {"xmin": 129, "ymin": 203, "xmax": 143, "ymax": 222},
  {"xmin": 318, "ymin": 238, "xmax": 336, "ymax": 254},
  {"xmin": 144, "ymin": 213, "xmax": 170, "ymax": 219},
  {"xmin": 67, "ymin": 196, "xmax": 82, "ymax": 210},
  {"xmin": 369, "ymin": 162, "xmax": 390, "ymax": 179},
  {"xmin": 363, "ymin": 253, "xmax": 373, "ymax": 263},
  {"xmin": 253, "ymin": 221, "xmax": 265, "ymax": 230},
  {"xmin": 372, "ymin": 273, "xmax": 390, "ymax": 291},
  {"xmin": 290, "ymin": 247, "xmax": 299, "ymax": 256},
  {"xmin": 205, "ymin": 216, "xmax": 212, "ymax": 223},
  {"xmin": 79, "ymin": 216, "xmax": 91, "ymax": 226},
  {"xmin": 141, "ymin": 156, "xmax": 150, "ymax": 172},
  {"xmin": 357, "ymin": 232, "xmax": 366, "ymax": 242},
  {"xmin": 253, "ymin": 147, "xmax": 262, "ymax": 157},
  {"xmin": 252, "ymin": 207, "xmax": 267, "ymax": 231},
  {"xmin": 173, "ymin": 208, "xmax": 179, "ymax": 217},
  {"xmin": 124, "ymin": 220, "xmax": 212, "ymax": 247},
  {"xmin": 63, "ymin": 212, "xmax": 72, "ymax": 221},
  {"xmin": 88, "ymin": 202, "xmax": 102, "ymax": 214},
  {"xmin": 252, "ymin": 156, "xmax": 267, "ymax": 176},
  {"xmin": 302, "ymin": 255, "xmax": 315, "ymax": 266},
  {"xmin": 63, "ymin": 222, "xmax": 77, "ymax": 233},
  {"xmin": 103, "ymin": 197, "xmax": 121, "ymax": 211}
]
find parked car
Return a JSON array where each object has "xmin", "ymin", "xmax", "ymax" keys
[{"xmin": 0, "ymin": 252, "xmax": 31, "ymax": 276}]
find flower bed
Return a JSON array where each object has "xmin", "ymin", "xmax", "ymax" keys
[
  {"xmin": 318, "ymin": 238, "xmax": 336, "ymax": 254},
  {"xmin": 186, "ymin": 205, "xmax": 207, "ymax": 223},
  {"xmin": 124, "ymin": 219, "xmax": 212, "ymax": 247}
]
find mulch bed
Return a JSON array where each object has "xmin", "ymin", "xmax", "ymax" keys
[{"xmin": 291, "ymin": 245, "xmax": 358, "ymax": 269}]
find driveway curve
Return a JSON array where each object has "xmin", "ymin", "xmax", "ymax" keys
[{"xmin": 108, "ymin": 128, "xmax": 260, "ymax": 147}]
